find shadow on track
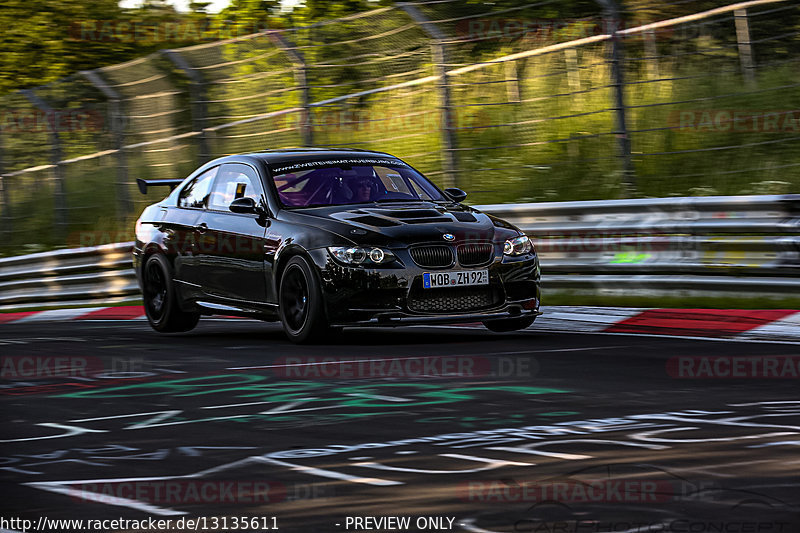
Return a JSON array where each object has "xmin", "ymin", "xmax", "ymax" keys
[{"xmin": 147, "ymin": 321, "xmax": 548, "ymax": 346}]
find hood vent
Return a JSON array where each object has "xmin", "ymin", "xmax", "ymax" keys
[
  {"xmin": 350, "ymin": 215, "xmax": 401, "ymax": 227},
  {"xmin": 452, "ymin": 212, "xmax": 478, "ymax": 222},
  {"xmin": 373, "ymin": 209, "xmax": 444, "ymax": 219},
  {"xmin": 402, "ymin": 216, "xmax": 452, "ymax": 224}
]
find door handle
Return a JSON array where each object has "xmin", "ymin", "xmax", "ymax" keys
[{"xmin": 195, "ymin": 222, "xmax": 208, "ymax": 234}]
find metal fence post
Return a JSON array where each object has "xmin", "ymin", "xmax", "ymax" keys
[
  {"xmin": 644, "ymin": 29, "xmax": 660, "ymax": 80},
  {"xmin": 596, "ymin": 0, "xmax": 636, "ymax": 195},
  {"xmin": 269, "ymin": 31, "xmax": 313, "ymax": 147},
  {"xmin": 504, "ymin": 60, "xmax": 521, "ymax": 103},
  {"xmin": 81, "ymin": 70, "xmax": 132, "ymax": 216},
  {"xmin": 0, "ymin": 131, "xmax": 10, "ymax": 240},
  {"xmin": 21, "ymin": 89, "xmax": 68, "ymax": 235},
  {"xmin": 161, "ymin": 49, "xmax": 212, "ymax": 164},
  {"xmin": 734, "ymin": 9, "xmax": 756, "ymax": 85},
  {"xmin": 399, "ymin": 3, "xmax": 458, "ymax": 189},
  {"xmin": 565, "ymin": 48, "xmax": 581, "ymax": 93}
]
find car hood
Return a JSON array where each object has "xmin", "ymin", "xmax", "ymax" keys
[{"xmin": 279, "ymin": 202, "xmax": 521, "ymax": 248}]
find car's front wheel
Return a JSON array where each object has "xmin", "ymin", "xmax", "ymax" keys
[
  {"xmin": 279, "ymin": 255, "xmax": 335, "ymax": 343},
  {"xmin": 142, "ymin": 254, "xmax": 200, "ymax": 333},
  {"xmin": 483, "ymin": 315, "xmax": 535, "ymax": 333}
]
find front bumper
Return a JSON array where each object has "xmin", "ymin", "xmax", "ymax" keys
[
  {"xmin": 329, "ymin": 308, "xmax": 542, "ymax": 328},
  {"xmin": 308, "ymin": 245, "xmax": 541, "ymax": 326}
]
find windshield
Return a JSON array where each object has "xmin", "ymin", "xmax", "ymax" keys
[{"xmin": 271, "ymin": 163, "xmax": 445, "ymax": 208}]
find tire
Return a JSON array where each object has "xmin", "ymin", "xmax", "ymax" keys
[
  {"xmin": 279, "ymin": 255, "xmax": 334, "ymax": 344},
  {"xmin": 483, "ymin": 315, "xmax": 535, "ymax": 333},
  {"xmin": 142, "ymin": 254, "xmax": 200, "ymax": 333}
]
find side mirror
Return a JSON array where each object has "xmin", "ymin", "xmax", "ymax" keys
[
  {"xmin": 230, "ymin": 197, "xmax": 263, "ymax": 215},
  {"xmin": 444, "ymin": 187, "xmax": 467, "ymax": 203}
]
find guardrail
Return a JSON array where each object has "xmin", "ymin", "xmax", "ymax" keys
[
  {"xmin": 1, "ymin": 194, "xmax": 798, "ymax": 311},
  {"xmin": 0, "ymin": 242, "xmax": 139, "ymax": 310},
  {"xmin": 490, "ymin": 194, "xmax": 800, "ymax": 299}
]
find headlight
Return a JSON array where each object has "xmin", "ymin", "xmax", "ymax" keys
[
  {"xmin": 328, "ymin": 246, "xmax": 395, "ymax": 265},
  {"xmin": 503, "ymin": 235, "xmax": 533, "ymax": 256}
]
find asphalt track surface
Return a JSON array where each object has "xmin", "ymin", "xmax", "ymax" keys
[{"xmin": 1, "ymin": 320, "xmax": 799, "ymax": 533}]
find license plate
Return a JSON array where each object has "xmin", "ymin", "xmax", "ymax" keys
[{"xmin": 423, "ymin": 270, "xmax": 489, "ymax": 289}]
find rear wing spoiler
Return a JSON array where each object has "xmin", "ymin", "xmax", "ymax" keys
[{"xmin": 136, "ymin": 178, "xmax": 184, "ymax": 195}]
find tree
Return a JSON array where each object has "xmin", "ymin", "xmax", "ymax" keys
[{"xmin": 0, "ymin": 0, "xmax": 211, "ymax": 96}]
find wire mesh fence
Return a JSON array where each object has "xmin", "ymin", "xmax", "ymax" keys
[{"xmin": 0, "ymin": 0, "xmax": 798, "ymax": 254}]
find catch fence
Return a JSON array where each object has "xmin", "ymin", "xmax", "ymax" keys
[{"xmin": 0, "ymin": 0, "xmax": 798, "ymax": 254}]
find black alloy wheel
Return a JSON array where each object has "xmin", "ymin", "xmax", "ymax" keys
[
  {"xmin": 279, "ymin": 255, "xmax": 336, "ymax": 343},
  {"xmin": 142, "ymin": 254, "xmax": 200, "ymax": 333}
]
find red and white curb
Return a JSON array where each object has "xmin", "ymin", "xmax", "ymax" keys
[
  {"xmin": 535, "ymin": 307, "xmax": 800, "ymax": 342},
  {"xmin": 1, "ymin": 305, "xmax": 799, "ymax": 342},
  {"xmin": 0, "ymin": 306, "xmax": 147, "ymax": 324}
]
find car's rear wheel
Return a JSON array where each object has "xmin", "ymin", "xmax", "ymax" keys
[
  {"xmin": 142, "ymin": 254, "xmax": 200, "ymax": 333},
  {"xmin": 279, "ymin": 255, "xmax": 334, "ymax": 343},
  {"xmin": 483, "ymin": 315, "xmax": 535, "ymax": 333}
]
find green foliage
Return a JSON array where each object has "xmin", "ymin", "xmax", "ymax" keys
[
  {"xmin": 0, "ymin": 0, "xmax": 217, "ymax": 96},
  {"xmin": 0, "ymin": 0, "xmax": 122, "ymax": 94},
  {"xmin": 1, "ymin": 0, "xmax": 799, "ymax": 256},
  {"xmin": 290, "ymin": 0, "xmax": 374, "ymax": 24},
  {"xmin": 545, "ymin": 291, "xmax": 800, "ymax": 309}
]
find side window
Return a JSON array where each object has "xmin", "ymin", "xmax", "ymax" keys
[
  {"xmin": 375, "ymin": 166, "xmax": 414, "ymax": 196},
  {"xmin": 208, "ymin": 163, "xmax": 264, "ymax": 212},
  {"xmin": 179, "ymin": 167, "xmax": 218, "ymax": 209}
]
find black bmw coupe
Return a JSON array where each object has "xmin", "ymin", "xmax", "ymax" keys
[{"xmin": 133, "ymin": 149, "xmax": 541, "ymax": 343}]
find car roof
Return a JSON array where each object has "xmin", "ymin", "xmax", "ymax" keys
[{"xmin": 241, "ymin": 148, "xmax": 401, "ymax": 166}]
